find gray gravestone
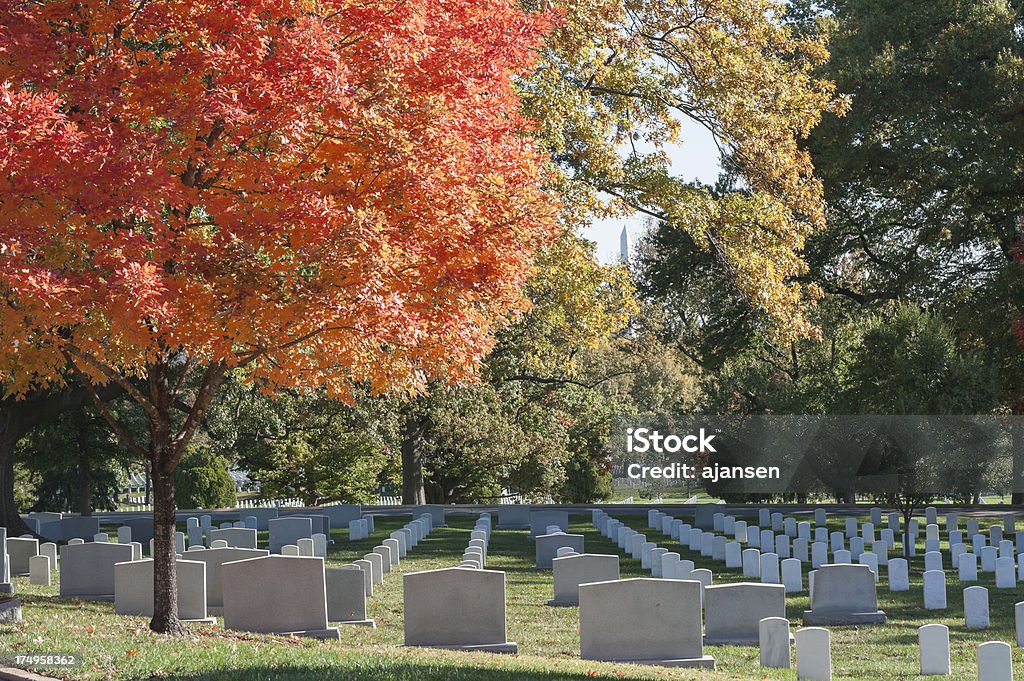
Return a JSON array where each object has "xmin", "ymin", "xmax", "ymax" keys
[
  {"xmin": 221, "ymin": 555, "xmax": 338, "ymax": 639},
  {"xmin": 803, "ymin": 564, "xmax": 886, "ymax": 625},
  {"xmin": 403, "ymin": 567, "xmax": 515, "ymax": 653},
  {"xmin": 579, "ymin": 578, "xmax": 714, "ymax": 668}
]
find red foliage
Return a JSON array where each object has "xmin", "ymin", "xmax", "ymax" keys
[{"xmin": 0, "ymin": 0, "xmax": 558, "ymax": 397}]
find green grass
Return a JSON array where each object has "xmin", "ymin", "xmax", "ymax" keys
[{"xmin": 2, "ymin": 512, "xmax": 1023, "ymax": 679}]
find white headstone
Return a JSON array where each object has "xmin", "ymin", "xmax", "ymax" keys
[
  {"xmin": 858, "ymin": 552, "xmax": 879, "ymax": 582},
  {"xmin": 888, "ymin": 558, "xmax": 909, "ymax": 592},
  {"xmin": 725, "ymin": 542, "xmax": 742, "ymax": 568},
  {"xmin": 960, "ymin": 553, "xmax": 979, "ymax": 582},
  {"xmin": 660, "ymin": 551, "xmax": 680, "ymax": 575},
  {"xmin": 977, "ymin": 641, "xmax": 1012, "ymax": 681},
  {"xmin": 923, "ymin": 570, "xmax": 946, "ymax": 610},
  {"xmin": 844, "ymin": 517, "xmax": 858, "ymax": 539},
  {"xmin": 759, "ymin": 616, "xmax": 791, "ymax": 668},
  {"xmin": 760, "ymin": 553, "xmax": 781, "ymax": 584},
  {"xmin": 29, "ymin": 554, "xmax": 51, "ymax": 586},
  {"xmin": 743, "ymin": 548, "xmax": 761, "ymax": 578},
  {"xmin": 964, "ymin": 586, "xmax": 990, "ymax": 629},
  {"xmin": 918, "ymin": 623, "xmax": 950, "ymax": 676},
  {"xmin": 1016, "ymin": 601, "xmax": 1024, "ymax": 647},
  {"xmin": 795, "ymin": 627, "xmax": 831, "ymax": 681},
  {"xmin": 981, "ymin": 546, "xmax": 998, "ymax": 573},
  {"xmin": 995, "ymin": 556, "xmax": 1016, "ymax": 589},
  {"xmin": 811, "ymin": 542, "xmax": 827, "ymax": 569},
  {"xmin": 781, "ymin": 558, "xmax": 803, "ymax": 593},
  {"xmin": 793, "ymin": 538, "xmax": 809, "ymax": 563}
]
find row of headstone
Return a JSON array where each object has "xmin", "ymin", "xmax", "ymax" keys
[
  {"xmin": 593, "ymin": 510, "xmax": 711, "ymax": 587},
  {"xmin": 652, "ymin": 506, "xmax": 1024, "ymax": 677},
  {"xmin": 110, "ymin": 525, "xmax": 419, "ymax": 633},
  {"xmin": 608, "ymin": 511, "xmax": 886, "ymax": 631},
  {"xmin": 460, "ymin": 514, "xmax": 490, "ymax": 569},
  {"xmin": 759, "ymin": 585, "xmax": 1016, "ymax": 679},
  {"xmin": 671, "ymin": 506, "xmax": 1024, "ymax": 603},
  {"xmin": 53, "ymin": 507, "xmax": 433, "ymax": 634},
  {"xmin": 334, "ymin": 513, "xmax": 435, "ymax": 628}
]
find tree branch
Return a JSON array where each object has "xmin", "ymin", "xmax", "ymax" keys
[
  {"xmin": 172, "ymin": 361, "xmax": 227, "ymax": 463},
  {"xmin": 63, "ymin": 345, "xmax": 159, "ymax": 419},
  {"xmin": 501, "ymin": 370, "xmax": 633, "ymax": 389},
  {"xmin": 62, "ymin": 352, "xmax": 149, "ymax": 459}
]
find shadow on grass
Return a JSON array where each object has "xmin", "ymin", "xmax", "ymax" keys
[{"xmin": 172, "ymin": 661, "xmax": 644, "ymax": 681}]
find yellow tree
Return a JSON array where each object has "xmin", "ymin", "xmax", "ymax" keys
[{"xmin": 523, "ymin": 0, "xmax": 848, "ymax": 339}]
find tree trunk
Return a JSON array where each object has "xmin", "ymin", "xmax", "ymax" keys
[
  {"xmin": 150, "ymin": 452, "xmax": 183, "ymax": 635},
  {"xmin": 78, "ymin": 453, "xmax": 92, "ymax": 516},
  {"xmin": 401, "ymin": 412, "xmax": 427, "ymax": 505},
  {"xmin": 902, "ymin": 505, "xmax": 915, "ymax": 560},
  {"xmin": 1011, "ymin": 423, "xmax": 1023, "ymax": 505}
]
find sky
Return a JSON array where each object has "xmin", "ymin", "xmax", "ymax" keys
[{"xmin": 582, "ymin": 116, "xmax": 723, "ymax": 263}]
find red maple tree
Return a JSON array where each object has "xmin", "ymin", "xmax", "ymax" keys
[{"xmin": 1, "ymin": 0, "xmax": 557, "ymax": 633}]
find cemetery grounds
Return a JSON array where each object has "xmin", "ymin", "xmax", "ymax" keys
[{"xmin": 2, "ymin": 512, "xmax": 1021, "ymax": 680}]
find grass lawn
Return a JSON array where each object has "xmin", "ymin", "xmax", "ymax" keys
[{"xmin": 2, "ymin": 511, "xmax": 1023, "ymax": 680}]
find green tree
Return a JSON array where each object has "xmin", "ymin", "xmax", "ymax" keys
[
  {"xmin": 205, "ymin": 382, "xmax": 397, "ymax": 507},
  {"xmin": 401, "ymin": 235, "xmax": 638, "ymax": 504},
  {"xmin": 16, "ymin": 406, "xmax": 131, "ymax": 515},
  {"xmin": 175, "ymin": 446, "xmax": 236, "ymax": 510},
  {"xmin": 793, "ymin": 0, "xmax": 1024, "ymax": 495}
]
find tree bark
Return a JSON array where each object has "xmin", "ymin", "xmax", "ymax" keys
[
  {"xmin": 902, "ymin": 505, "xmax": 914, "ymax": 560},
  {"xmin": 150, "ymin": 452, "xmax": 183, "ymax": 635},
  {"xmin": 1011, "ymin": 422, "xmax": 1023, "ymax": 505},
  {"xmin": 401, "ymin": 411, "xmax": 427, "ymax": 505}
]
